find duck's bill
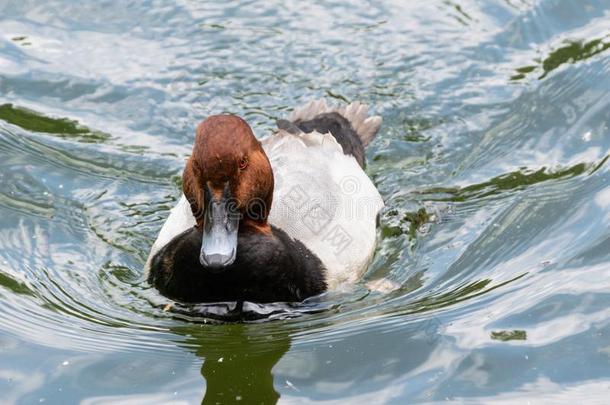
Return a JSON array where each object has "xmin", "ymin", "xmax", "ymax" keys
[{"xmin": 200, "ymin": 192, "xmax": 239, "ymax": 270}]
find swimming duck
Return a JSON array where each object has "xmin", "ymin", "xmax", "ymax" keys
[{"xmin": 146, "ymin": 100, "xmax": 384, "ymax": 303}]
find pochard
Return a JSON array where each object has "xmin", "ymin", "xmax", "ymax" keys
[{"xmin": 146, "ymin": 100, "xmax": 384, "ymax": 303}]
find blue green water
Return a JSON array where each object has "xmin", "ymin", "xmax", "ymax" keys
[{"xmin": 1, "ymin": 1, "xmax": 610, "ymax": 403}]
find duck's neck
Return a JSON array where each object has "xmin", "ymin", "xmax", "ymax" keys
[{"xmin": 240, "ymin": 218, "xmax": 272, "ymax": 236}]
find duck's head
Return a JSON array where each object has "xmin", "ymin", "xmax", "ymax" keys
[{"xmin": 183, "ymin": 115, "xmax": 274, "ymax": 270}]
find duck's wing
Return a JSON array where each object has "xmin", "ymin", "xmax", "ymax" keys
[
  {"xmin": 145, "ymin": 194, "xmax": 195, "ymax": 272},
  {"xmin": 263, "ymin": 100, "xmax": 384, "ymax": 288}
]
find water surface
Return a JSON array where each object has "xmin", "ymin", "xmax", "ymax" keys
[{"xmin": 1, "ymin": 0, "xmax": 610, "ymax": 403}]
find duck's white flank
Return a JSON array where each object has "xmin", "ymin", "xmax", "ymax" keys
[
  {"xmin": 263, "ymin": 129, "xmax": 383, "ymax": 288},
  {"xmin": 146, "ymin": 194, "xmax": 195, "ymax": 272},
  {"xmin": 146, "ymin": 101, "xmax": 384, "ymax": 289}
]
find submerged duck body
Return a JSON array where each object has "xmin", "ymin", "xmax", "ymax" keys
[{"xmin": 147, "ymin": 100, "xmax": 384, "ymax": 303}]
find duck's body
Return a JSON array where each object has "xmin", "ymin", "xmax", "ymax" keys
[
  {"xmin": 147, "ymin": 100, "xmax": 383, "ymax": 303},
  {"xmin": 149, "ymin": 225, "xmax": 325, "ymax": 302}
]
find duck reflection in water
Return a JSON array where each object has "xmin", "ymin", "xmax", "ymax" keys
[{"xmin": 173, "ymin": 321, "xmax": 291, "ymax": 405}]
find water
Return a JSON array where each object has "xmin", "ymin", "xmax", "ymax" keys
[{"xmin": 1, "ymin": 0, "xmax": 609, "ymax": 403}]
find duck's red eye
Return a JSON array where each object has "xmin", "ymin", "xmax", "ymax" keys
[{"xmin": 238, "ymin": 156, "xmax": 248, "ymax": 170}]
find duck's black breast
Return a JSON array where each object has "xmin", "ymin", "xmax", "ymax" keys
[{"xmin": 148, "ymin": 226, "xmax": 327, "ymax": 303}]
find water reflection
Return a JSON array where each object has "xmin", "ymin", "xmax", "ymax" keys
[
  {"xmin": 0, "ymin": 103, "xmax": 110, "ymax": 143},
  {"xmin": 416, "ymin": 162, "xmax": 599, "ymax": 203},
  {"xmin": 512, "ymin": 35, "xmax": 610, "ymax": 81},
  {"xmin": 174, "ymin": 323, "xmax": 290, "ymax": 405}
]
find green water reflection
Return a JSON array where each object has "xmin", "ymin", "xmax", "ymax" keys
[
  {"xmin": 512, "ymin": 35, "xmax": 610, "ymax": 81},
  {"xmin": 174, "ymin": 324, "xmax": 290, "ymax": 405},
  {"xmin": 0, "ymin": 103, "xmax": 110, "ymax": 143}
]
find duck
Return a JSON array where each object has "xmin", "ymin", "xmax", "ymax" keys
[{"xmin": 146, "ymin": 100, "xmax": 384, "ymax": 303}]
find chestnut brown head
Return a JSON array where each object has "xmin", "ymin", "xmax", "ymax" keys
[{"xmin": 182, "ymin": 115, "xmax": 274, "ymax": 269}]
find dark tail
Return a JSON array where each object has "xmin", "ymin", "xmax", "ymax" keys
[{"xmin": 277, "ymin": 100, "xmax": 382, "ymax": 168}]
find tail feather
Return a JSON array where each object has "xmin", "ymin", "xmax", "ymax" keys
[{"xmin": 288, "ymin": 99, "xmax": 382, "ymax": 147}]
